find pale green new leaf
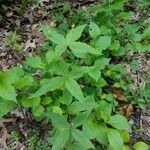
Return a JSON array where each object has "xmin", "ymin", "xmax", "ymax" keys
[
  {"xmin": 107, "ymin": 115, "xmax": 129, "ymax": 130},
  {"xmin": 52, "ymin": 129, "xmax": 70, "ymax": 150},
  {"xmin": 41, "ymin": 24, "xmax": 66, "ymax": 45},
  {"xmin": 66, "ymin": 25, "xmax": 86, "ymax": 45},
  {"xmin": 89, "ymin": 21, "xmax": 100, "ymax": 39},
  {"xmin": 107, "ymin": 129, "xmax": 123, "ymax": 150},
  {"xmin": 133, "ymin": 142, "xmax": 149, "ymax": 150},
  {"xmin": 32, "ymin": 77, "xmax": 64, "ymax": 97},
  {"xmin": 71, "ymin": 129, "xmax": 94, "ymax": 149},
  {"xmin": 65, "ymin": 77, "xmax": 84, "ymax": 101}
]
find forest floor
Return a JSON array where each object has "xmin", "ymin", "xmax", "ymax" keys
[{"xmin": 0, "ymin": 0, "xmax": 150, "ymax": 149}]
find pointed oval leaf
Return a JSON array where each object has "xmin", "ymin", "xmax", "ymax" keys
[
  {"xmin": 89, "ymin": 21, "xmax": 100, "ymax": 39},
  {"xmin": 0, "ymin": 73, "xmax": 17, "ymax": 102},
  {"xmin": 66, "ymin": 25, "xmax": 86, "ymax": 45},
  {"xmin": 69, "ymin": 42, "xmax": 99, "ymax": 58},
  {"xmin": 65, "ymin": 78, "xmax": 84, "ymax": 101},
  {"xmin": 41, "ymin": 24, "xmax": 66, "ymax": 45},
  {"xmin": 52, "ymin": 129, "xmax": 70, "ymax": 150},
  {"xmin": 107, "ymin": 114, "xmax": 129, "ymax": 130},
  {"xmin": 95, "ymin": 36, "xmax": 111, "ymax": 50},
  {"xmin": 71, "ymin": 129, "xmax": 94, "ymax": 149},
  {"xmin": 0, "ymin": 98, "xmax": 16, "ymax": 118},
  {"xmin": 32, "ymin": 77, "xmax": 65, "ymax": 97},
  {"xmin": 107, "ymin": 129, "xmax": 123, "ymax": 150},
  {"xmin": 133, "ymin": 142, "xmax": 149, "ymax": 150}
]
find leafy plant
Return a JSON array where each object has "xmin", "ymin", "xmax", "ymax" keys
[
  {"xmin": 0, "ymin": 0, "xmax": 149, "ymax": 149},
  {"xmin": 4, "ymin": 31, "xmax": 23, "ymax": 51},
  {"xmin": 0, "ymin": 23, "xmax": 131, "ymax": 149}
]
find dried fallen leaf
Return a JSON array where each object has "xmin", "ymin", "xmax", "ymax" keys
[
  {"xmin": 24, "ymin": 39, "xmax": 36, "ymax": 51},
  {"xmin": 113, "ymin": 88, "xmax": 126, "ymax": 101}
]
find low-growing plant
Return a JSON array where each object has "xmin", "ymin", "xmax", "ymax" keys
[
  {"xmin": 0, "ymin": 23, "xmax": 132, "ymax": 150},
  {"xmin": 4, "ymin": 31, "xmax": 23, "ymax": 51},
  {"xmin": 0, "ymin": 0, "xmax": 149, "ymax": 149}
]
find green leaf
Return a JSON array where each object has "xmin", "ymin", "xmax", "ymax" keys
[
  {"xmin": 41, "ymin": 24, "xmax": 66, "ymax": 45},
  {"xmin": 52, "ymin": 106, "xmax": 63, "ymax": 115},
  {"xmin": 70, "ymin": 101, "xmax": 98, "ymax": 113},
  {"xmin": 47, "ymin": 112, "xmax": 69, "ymax": 128},
  {"xmin": 94, "ymin": 57, "xmax": 110, "ymax": 70},
  {"xmin": 70, "ymin": 65, "xmax": 94, "ymax": 79},
  {"xmin": 62, "ymin": 88, "xmax": 73, "ymax": 105},
  {"xmin": 110, "ymin": 40, "xmax": 120, "ymax": 50},
  {"xmin": 55, "ymin": 44, "xmax": 67, "ymax": 56},
  {"xmin": 107, "ymin": 129, "xmax": 123, "ymax": 150},
  {"xmin": 88, "ymin": 67, "xmax": 101, "ymax": 82},
  {"xmin": 0, "ymin": 73, "xmax": 17, "ymax": 102},
  {"xmin": 71, "ymin": 129, "xmax": 94, "ymax": 149},
  {"xmin": 83, "ymin": 119, "xmax": 108, "ymax": 145},
  {"xmin": 69, "ymin": 42, "xmax": 94, "ymax": 58},
  {"xmin": 94, "ymin": 36, "xmax": 111, "ymax": 50},
  {"xmin": 26, "ymin": 56, "xmax": 45, "ymax": 69},
  {"xmin": 52, "ymin": 129, "xmax": 70, "ymax": 150},
  {"xmin": 20, "ymin": 97, "xmax": 41, "ymax": 108},
  {"xmin": 41, "ymin": 96, "xmax": 52, "ymax": 105},
  {"xmin": 14, "ymin": 75, "xmax": 33, "ymax": 89},
  {"xmin": 0, "ymin": 98, "xmax": 16, "ymax": 118},
  {"xmin": 95, "ymin": 100, "xmax": 113, "ymax": 116},
  {"xmin": 48, "ymin": 61, "xmax": 68, "ymax": 76},
  {"xmin": 133, "ymin": 141, "xmax": 149, "ymax": 150},
  {"xmin": 66, "ymin": 25, "xmax": 86, "ymax": 45},
  {"xmin": 32, "ymin": 77, "xmax": 64, "ymax": 97},
  {"xmin": 32, "ymin": 105, "xmax": 44, "ymax": 117},
  {"xmin": 89, "ymin": 21, "xmax": 100, "ymax": 39},
  {"xmin": 46, "ymin": 50, "xmax": 57, "ymax": 64},
  {"xmin": 107, "ymin": 115, "xmax": 129, "ymax": 130},
  {"xmin": 72, "ymin": 111, "xmax": 90, "ymax": 127},
  {"xmin": 120, "ymin": 131, "xmax": 130, "ymax": 143},
  {"xmin": 65, "ymin": 77, "xmax": 84, "ymax": 101},
  {"xmin": 6, "ymin": 67, "xmax": 24, "ymax": 84}
]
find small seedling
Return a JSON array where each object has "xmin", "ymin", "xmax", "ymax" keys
[{"xmin": 4, "ymin": 31, "xmax": 23, "ymax": 51}]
